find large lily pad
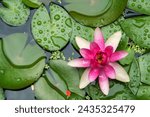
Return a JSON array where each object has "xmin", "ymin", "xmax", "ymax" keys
[
  {"xmin": 0, "ymin": 0, "xmax": 30, "ymax": 26},
  {"xmin": 32, "ymin": 3, "xmax": 72, "ymax": 51},
  {"xmin": 63, "ymin": 0, "xmax": 128, "ymax": 27},
  {"xmin": 34, "ymin": 60, "xmax": 85, "ymax": 100},
  {"xmin": 127, "ymin": 0, "xmax": 150, "ymax": 15},
  {"xmin": 138, "ymin": 53, "xmax": 150, "ymax": 85},
  {"xmin": 0, "ymin": 35, "xmax": 45, "ymax": 90},
  {"xmin": 2, "ymin": 33, "xmax": 45, "ymax": 67},
  {"xmin": 137, "ymin": 85, "xmax": 150, "ymax": 100},
  {"xmin": 120, "ymin": 16, "xmax": 150, "ymax": 49}
]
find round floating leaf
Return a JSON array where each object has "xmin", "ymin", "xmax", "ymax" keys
[
  {"xmin": 127, "ymin": 0, "xmax": 150, "ymax": 15},
  {"xmin": 70, "ymin": 19, "xmax": 94, "ymax": 50},
  {"xmin": 138, "ymin": 53, "xmax": 150, "ymax": 85},
  {"xmin": 2, "ymin": 33, "xmax": 45, "ymax": 67},
  {"xmin": 137, "ymin": 85, "xmax": 150, "ymax": 100},
  {"xmin": 0, "ymin": 37, "xmax": 45, "ymax": 90},
  {"xmin": 22, "ymin": 0, "xmax": 42, "ymax": 8},
  {"xmin": 120, "ymin": 16, "xmax": 150, "ymax": 49},
  {"xmin": 49, "ymin": 60, "xmax": 85, "ymax": 97},
  {"xmin": 128, "ymin": 58, "xmax": 141, "ymax": 95},
  {"xmin": 34, "ymin": 77, "xmax": 65, "ymax": 100},
  {"xmin": 32, "ymin": 3, "xmax": 72, "ymax": 51},
  {"xmin": 63, "ymin": 0, "xmax": 128, "ymax": 27},
  {"xmin": 0, "ymin": 0, "xmax": 30, "ymax": 26},
  {"xmin": 0, "ymin": 88, "xmax": 5, "ymax": 100}
]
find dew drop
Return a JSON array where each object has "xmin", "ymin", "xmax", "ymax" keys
[
  {"xmin": 37, "ymin": 21, "xmax": 42, "ymax": 25},
  {"xmin": 16, "ymin": 78, "xmax": 21, "ymax": 82},
  {"xmin": 138, "ymin": 5, "xmax": 142, "ymax": 9},
  {"xmin": 54, "ymin": 14, "xmax": 60, "ymax": 20},
  {"xmin": 0, "ymin": 70, "xmax": 4, "ymax": 75},
  {"xmin": 147, "ymin": 66, "xmax": 150, "ymax": 72}
]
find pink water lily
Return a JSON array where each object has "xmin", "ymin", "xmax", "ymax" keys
[{"xmin": 68, "ymin": 27, "xmax": 130, "ymax": 95}]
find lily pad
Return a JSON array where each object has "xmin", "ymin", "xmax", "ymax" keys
[
  {"xmin": 64, "ymin": 0, "xmax": 128, "ymax": 27},
  {"xmin": 34, "ymin": 60, "xmax": 85, "ymax": 100},
  {"xmin": 120, "ymin": 16, "xmax": 150, "ymax": 49},
  {"xmin": 128, "ymin": 58, "xmax": 141, "ymax": 95},
  {"xmin": 49, "ymin": 60, "xmax": 85, "ymax": 97},
  {"xmin": 34, "ymin": 77, "xmax": 65, "ymax": 100},
  {"xmin": 0, "ymin": 88, "xmax": 5, "ymax": 100},
  {"xmin": 0, "ymin": 36, "xmax": 45, "ymax": 89},
  {"xmin": 32, "ymin": 3, "xmax": 72, "ymax": 51},
  {"xmin": 127, "ymin": 0, "xmax": 150, "ymax": 15},
  {"xmin": 2, "ymin": 33, "xmax": 45, "ymax": 67},
  {"xmin": 22, "ymin": 0, "xmax": 42, "ymax": 8},
  {"xmin": 0, "ymin": 0, "xmax": 30, "ymax": 26},
  {"xmin": 138, "ymin": 53, "xmax": 150, "ymax": 85}
]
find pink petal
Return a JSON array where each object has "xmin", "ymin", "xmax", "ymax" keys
[
  {"xmin": 68, "ymin": 58, "xmax": 90, "ymax": 67},
  {"xmin": 94, "ymin": 27, "xmax": 105, "ymax": 51},
  {"xmin": 75, "ymin": 36, "xmax": 90, "ymax": 49},
  {"xmin": 79, "ymin": 68, "xmax": 91, "ymax": 89},
  {"xmin": 110, "ymin": 51, "xmax": 128, "ymax": 62},
  {"xmin": 80, "ymin": 48, "xmax": 94, "ymax": 59},
  {"xmin": 90, "ymin": 42, "xmax": 100, "ymax": 55},
  {"xmin": 105, "ymin": 31, "xmax": 122, "ymax": 52},
  {"xmin": 105, "ymin": 46, "xmax": 113, "ymax": 57},
  {"xmin": 104, "ymin": 65, "xmax": 116, "ymax": 79},
  {"xmin": 98, "ymin": 71, "xmax": 109, "ymax": 95},
  {"xmin": 88, "ymin": 68, "xmax": 100, "ymax": 82},
  {"xmin": 110, "ymin": 62, "xmax": 130, "ymax": 82}
]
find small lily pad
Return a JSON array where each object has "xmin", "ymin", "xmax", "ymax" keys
[
  {"xmin": 2, "ymin": 33, "xmax": 45, "ymax": 67},
  {"xmin": 127, "ymin": 0, "xmax": 150, "ymax": 15},
  {"xmin": 120, "ymin": 16, "xmax": 150, "ymax": 49},
  {"xmin": 138, "ymin": 53, "xmax": 150, "ymax": 85},
  {"xmin": 32, "ymin": 3, "xmax": 72, "ymax": 51},
  {"xmin": 0, "ymin": 0, "xmax": 30, "ymax": 26}
]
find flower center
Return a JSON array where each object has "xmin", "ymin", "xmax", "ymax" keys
[{"xmin": 95, "ymin": 52, "xmax": 108, "ymax": 65}]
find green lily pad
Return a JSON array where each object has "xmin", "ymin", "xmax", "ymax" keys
[
  {"xmin": 49, "ymin": 60, "xmax": 85, "ymax": 97},
  {"xmin": 64, "ymin": 0, "xmax": 128, "ymax": 27},
  {"xmin": 34, "ymin": 60, "xmax": 85, "ymax": 100},
  {"xmin": 119, "ymin": 48, "xmax": 134, "ymax": 65},
  {"xmin": 138, "ymin": 53, "xmax": 150, "ymax": 85},
  {"xmin": 2, "ymin": 33, "xmax": 45, "ymax": 67},
  {"xmin": 0, "ymin": 36, "xmax": 45, "ymax": 90},
  {"xmin": 128, "ymin": 58, "xmax": 141, "ymax": 95},
  {"xmin": 137, "ymin": 85, "xmax": 150, "ymax": 100},
  {"xmin": 0, "ymin": 0, "xmax": 30, "ymax": 26},
  {"xmin": 32, "ymin": 3, "xmax": 72, "ymax": 51},
  {"xmin": 120, "ymin": 16, "xmax": 150, "ymax": 49},
  {"xmin": 22, "ymin": 0, "xmax": 42, "ymax": 8},
  {"xmin": 71, "ymin": 19, "xmax": 94, "ymax": 50},
  {"xmin": 34, "ymin": 77, "xmax": 65, "ymax": 100},
  {"xmin": 0, "ymin": 88, "xmax": 5, "ymax": 100},
  {"xmin": 127, "ymin": 0, "xmax": 150, "ymax": 15}
]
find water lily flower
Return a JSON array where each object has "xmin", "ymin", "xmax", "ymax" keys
[{"xmin": 68, "ymin": 27, "xmax": 130, "ymax": 95}]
